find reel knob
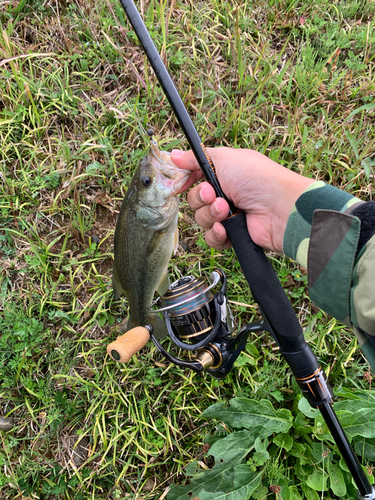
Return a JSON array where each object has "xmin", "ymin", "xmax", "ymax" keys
[{"xmin": 107, "ymin": 326, "xmax": 150, "ymax": 363}]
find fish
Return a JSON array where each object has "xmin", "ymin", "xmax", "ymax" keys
[{"xmin": 112, "ymin": 138, "xmax": 191, "ymax": 338}]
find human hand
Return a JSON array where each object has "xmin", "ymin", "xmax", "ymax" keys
[{"xmin": 171, "ymin": 147, "xmax": 314, "ymax": 253}]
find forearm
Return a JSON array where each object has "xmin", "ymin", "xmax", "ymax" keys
[{"xmin": 282, "ymin": 181, "xmax": 375, "ymax": 367}]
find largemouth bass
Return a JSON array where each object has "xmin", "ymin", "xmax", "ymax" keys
[{"xmin": 112, "ymin": 138, "xmax": 191, "ymax": 338}]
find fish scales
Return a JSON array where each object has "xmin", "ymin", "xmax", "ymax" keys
[
  {"xmin": 114, "ymin": 200, "xmax": 176, "ymax": 323},
  {"xmin": 112, "ymin": 140, "xmax": 190, "ymax": 338}
]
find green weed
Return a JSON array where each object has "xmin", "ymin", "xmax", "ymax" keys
[
  {"xmin": 0, "ymin": 0, "xmax": 374, "ymax": 498},
  {"xmin": 168, "ymin": 392, "xmax": 375, "ymax": 499}
]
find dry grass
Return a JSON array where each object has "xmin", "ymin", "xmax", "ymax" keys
[{"xmin": 0, "ymin": 0, "xmax": 374, "ymax": 498}]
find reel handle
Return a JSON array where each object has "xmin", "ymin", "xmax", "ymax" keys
[{"xmin": 107, "ymin": 326, "xmax": 150, "ymax": 363}]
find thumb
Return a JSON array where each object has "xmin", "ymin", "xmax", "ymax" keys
[{"xmin": 171, "ymin": 149, "xmax": 201, "ymax": 171}]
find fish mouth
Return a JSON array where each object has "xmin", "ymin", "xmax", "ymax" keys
[{"xmin": 149, "ymin": 140, "xmax": 191, "ymax": 193}]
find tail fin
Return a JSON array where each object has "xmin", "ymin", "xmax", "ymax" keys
[
  {"xmin": 148, "ymin": 313, "xmax": 168, "ymax": 339},
  {"xmin": 128, "ymin": 313, "xmax": 168, "ymax": 340}
]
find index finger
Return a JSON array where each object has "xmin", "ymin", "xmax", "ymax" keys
[{"xmin": 187, "ymin": 182, "xmax": 217, "ymax": 210}]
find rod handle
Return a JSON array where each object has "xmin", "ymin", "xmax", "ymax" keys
[{"xmin": 107, "ymin": 326, "xmax": 150, "ymax": 363}]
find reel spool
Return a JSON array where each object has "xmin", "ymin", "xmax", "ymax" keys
[
  {"xmin": 155, "ymin": 271, "xmax": 225, "ymax": 351},
  {"xmin": 162, "ymin": 275, "xmax": 215, "ymax": 343}
]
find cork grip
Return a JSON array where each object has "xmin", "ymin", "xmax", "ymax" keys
[{"xmin": 107, "ymin": 326, "xmax": 150, "ymax": 363}]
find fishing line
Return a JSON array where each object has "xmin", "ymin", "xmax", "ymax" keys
[{"xmin": 74, "ymin": 2, "xmax": 152, "ymax": 144}]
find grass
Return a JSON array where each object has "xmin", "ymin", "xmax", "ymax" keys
[{"xmin": 0, "ymin": 0, "xmax": 374, "ymax": 498}]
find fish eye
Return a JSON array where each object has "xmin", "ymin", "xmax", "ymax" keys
[{"xmin": 141, "ymin": 176, "xmax": 152, "ymax": 187}]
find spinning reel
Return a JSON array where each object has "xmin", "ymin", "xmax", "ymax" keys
[{"xmin": 107, "ymin": 269, "xmax": 265, "ymax": 379}]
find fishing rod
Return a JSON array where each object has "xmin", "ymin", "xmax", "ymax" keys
[{"xmin": 108, "ymin": 0, "xmax": 375, "ymax": 497}]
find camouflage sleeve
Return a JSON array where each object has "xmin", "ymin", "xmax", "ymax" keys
[{"xmin": 283, "ymin": 180, "xmax": 375, "ymax": 370}]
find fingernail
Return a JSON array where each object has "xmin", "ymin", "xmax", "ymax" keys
[
  {"xmin": 171, "ymin": 149, "xmax": 185, "ymax": 158},
  {"xmin": 199, "ymin": 186, "xmax": 209, "ymax": 203},
  {"xmin": 211, "ymin": 201, "xmax": 221, "ymax": 215}
]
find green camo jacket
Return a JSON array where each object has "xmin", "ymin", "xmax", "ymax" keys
[{"xmin": 283, "ymin": 181, "xmax": 375, "ymax": 371}]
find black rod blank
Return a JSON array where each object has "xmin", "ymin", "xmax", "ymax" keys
[
  {"xmin": 119, "ymin": 0, "xmax": 306, "ymax": 353},
  {"xmin": 119, "ymin": 0, "xmax": 235, "ymax": 213},
  {"xmin": 320, "ymin": 403, "xmax": 374, "ymax": 498}
]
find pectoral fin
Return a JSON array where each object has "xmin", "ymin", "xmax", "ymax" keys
[
  {"xmin": 147, "ymin": 230, "xmax": 165, "ymax": 256},
  {"xmin": 157, "ymin": 265, "xmax": 170, "ymax": 296}
]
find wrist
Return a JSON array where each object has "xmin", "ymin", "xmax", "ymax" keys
[
  {"xmin": 273, "ymin": 175, "xmax": 315, "ymax": 253},
  {"xmin": 282, "ymin": 181, "xmax": 359, "ymax": 266}
]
